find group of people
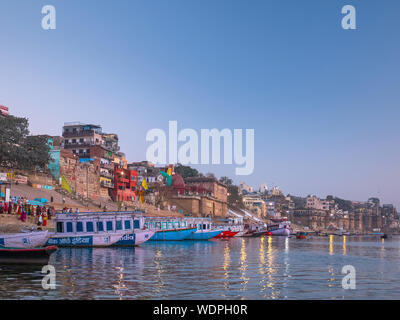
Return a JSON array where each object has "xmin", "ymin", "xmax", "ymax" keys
[{"xmin": 0, "ymin": 196, "xmax": 55, "ymax": 226}]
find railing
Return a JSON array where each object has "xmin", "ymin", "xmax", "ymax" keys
[{"xmin": 63, "ymin": 130, "xmax": 95, "ymax": 138}]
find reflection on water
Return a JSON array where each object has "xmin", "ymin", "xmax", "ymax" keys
[{"xmin": 1, "ymin": 236, "xmax": 400, "ymax": 299}]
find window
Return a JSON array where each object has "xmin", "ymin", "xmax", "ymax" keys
[
  {"xmin": 134, "ymin": 220, "xmax": 140, "ymax": 229},
  {"xmin": 66, "ymin": 222, "xmax": 73, "ymax": 233},
  {"xmin": 116, "ymin": 221, "xmax": 122, "ymax": 230},
  {"xmin": 86, "ymin": 222, "xmax": 94, "ymax": 232},
  {"xmin": 97, "ymin": 221, "xmax": 104, "ymax": 232},
  {"xmin": 56, "ymin": 222, "xmax": 63, "ymax": 233},
  {"xmin": 106, "ymin": 221, "xmax": 113, "ymax": 231},
  {"xmin": 76, "ymin": 222, "xmax": 83, "ymax": 232},
  {"xmin": 203, "ymin": 224, "xmax": 207, "ymax": 230},
  {"xmin": 124, "ymin": 220, "xmax": 131, "ymax": 230}
]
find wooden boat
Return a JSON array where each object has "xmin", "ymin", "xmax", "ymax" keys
[
  {"xmin": 0, "ymin": 245, "xmax": 58, "ymax": 264},
  {"xmin": 185, "ymin": 218, "xmax": 223, "ymax": 240},
  {"xmin": 268, "ymin": 221, "xmax": 291, "ymax": 236},
  {"xmin": 214, "ymin": 230, "xmax": 238, "ymax": 238},
  {"xmin": 0, "ymin": 231, "xmax": 50, "ymax": 249},
  {"xmin": 296, "ymin": 232, "xmax": 307, "ymax": 239},
  {"xmin": 145, "ymin": 217, "xmax": 197, "ymax": 240}
]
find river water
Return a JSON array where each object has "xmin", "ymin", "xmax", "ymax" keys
[{"xmin": 0, "ymin": 235, "xmax": 399, "ymax": 299}]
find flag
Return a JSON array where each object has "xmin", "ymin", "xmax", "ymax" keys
[
  {"xmin": 141, "ymin": 179, "xmax": 148, "ymax": 190},
  {"xmin": 61, "ymin": 176, "xmax": 72, "ymax": 194},
  {"xmin": 160, "ymin": 170, "xmax": 172, "ymax": 186},
  {"xmin": 140, "ymin": 190, "xmax": 145, "ymax": 203}
]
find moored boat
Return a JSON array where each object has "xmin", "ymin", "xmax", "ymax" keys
[
  {"xmin": 214, "ymin": 230, "xmax": 238, "ymax": 238},
  {"xmin": 184, "ymin": 218, "xmax": 223, "ymax": 240},
  {"xmin": 46, "ymin": 212, "xmax": 134, "ymax": 247},
  {"xmin": 296, "ymin": 232, "xmax": 307, "ymax": 239},
  {"xmin": 0, "ymin": 231, "xmax": 50, "ymax": 249},
  {"xmin": 268, "ymin": 219, "xmax": 291, "ymax": 236},
  {"xmin": 145, "ymin": 217, "xmax": 196, "ymax": 241},
  {"xmin": 0, "ymin": 245, "xmax": 58, "ymax": 264}
]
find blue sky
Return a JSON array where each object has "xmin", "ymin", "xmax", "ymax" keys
[{"xmin": 0, "ymin": 0, "xmax": 399, "ymax": 206}]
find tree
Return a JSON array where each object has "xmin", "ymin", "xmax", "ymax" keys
[
  {"xmin": 0, "ymin": 115, "xmax": 50, "ymax": 171},
  {"xmin": 0, "ymin": 115, "xmax": 29, "ymax": 168},
  {"xmin": 219, "ymin": 176, "xmax": 233, "ymax": 186},
  {"xmin": 205, "ymin": 172, "xmax": 216, "ymax": 179},
  {"xmin": 174, "ymin": 163, "xmax": 201, "ymax": 179},
  {"xmin": 20, "ymin": 135, "xmax": 51, "ymax": 171}
]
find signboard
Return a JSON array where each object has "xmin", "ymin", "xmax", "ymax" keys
[
  {"xmin": 0, "ymin": 173, "xmax": 7, "ymax": 182},
  {"xmin": 5, "ymin": 188, "xmax": 10, "ymax": 202},
  {"xmin": 14, "ymin": 175, "xmax": 28, "ymax": 184}
]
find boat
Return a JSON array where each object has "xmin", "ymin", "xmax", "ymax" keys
[
  {"xmin": 144, "ymin": 217, "xmax": 197, "ymax": 241},
  {"xmin": 46, "ymin": 211, "xmax": 136, "ymax": 247},
  {"xmin": 296, "ymin": 232, "xmax": 307, "ymax": 239},
  {"xmin": 268, "ymin": 220, "xmax": 291, "ymax": 236},
  {"xmin": 0, "ymin": 230, "xmax": 50, "ymax": 249},
  {"xmin": 214, "ymin": 230, "xmax": 238, "ymax": 238},
  {"xmin": 112, "ymin": 215, "xmax": 155, "ymax": 246},
  {"xmin": 0, "ymin": 246, "xmax": 58, "ymax": 264},
  {"xmin": 184, "ymin": 218, "xmax": 223, "ymax": 240}
]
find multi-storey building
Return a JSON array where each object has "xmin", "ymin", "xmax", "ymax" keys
[
  {"xmin": 306, "ymin": 195, "xmax": 334, "ymax": 211},
  {"xmin": 62, "ymin": 123, "xmax": 125, "ymax": 200},
  {"xmin": 242, "ymin": 195, "xmax": 266, "ymax": 218},
  {"xmin": 112, "ymin": 166, "xmax": 138, "ymax": 202}
]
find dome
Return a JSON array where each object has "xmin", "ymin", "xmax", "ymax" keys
[{"xmin": 171, "ymin": 174, "xmax": 185, "ymax": 188}]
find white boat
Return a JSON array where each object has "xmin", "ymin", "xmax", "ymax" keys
[
  {"xmin": 0, "ymin": 231, "xmax": 50, "ymax": 249},
  {"xmin": 268, "ymin": 219, "xmax": 291, "ymax": 236},
  {"xmin": 46, "ymin": 211, "xmax": 152, "ymax": 247}
]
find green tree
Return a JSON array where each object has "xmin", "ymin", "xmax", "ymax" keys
[
  {"xmin": 0, "ymin": 115, "xmax": 29, "ymax": 168},
  {"xmin": 174, "ymin": 163, "xmax": 201, "ymax": 178},
  {"xmin": 0, "ymin": 116, "xmax": 50, "ymax": 171},
  {"xmin": 219, "ymin": 176, "xmax": 233, "ymax": 186}
]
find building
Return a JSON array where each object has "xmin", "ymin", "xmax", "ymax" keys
[
  {"xmin": 59, "ymin": 149, "xmax": 101, "ymax": 200},
  {"xmin": 239, "ymin": 182, "xmax": 254, "ymax": 194},
  {"xmin": 259, "ymin": 183, "xmax": 268, "ymax": 194},
  {"xmin": 306, "ymin": 195, "xmax": 334, "ymax": 211},
  {"xmin": 163, "ymin": 176, "xmax": 228, "ymax": 217},
  {"xmin": 0, "ymin": 105, "xmax": 9, "ymax": 117},
  {"xmin": 242, "ymin": 195, "xmax": 266, "ymax": 218},
  {"xmin": 112, "ymin": 166, "xmax": 138, "ymax": 202},
  {"xmin": 62, "ymin": 122, "xmax": 127, "ymax": 201}
]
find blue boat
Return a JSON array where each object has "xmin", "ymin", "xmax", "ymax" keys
[
  {"xmin": 185, "ymin": 218, "xmax": 223, "ymax": 240},
  {"xmin": 144, "ymin": 217, "xmax": 196, "ymax": 241},
  {"xmin": 150, "ymin": 227, "xmax": 197, "ymax": 241}
]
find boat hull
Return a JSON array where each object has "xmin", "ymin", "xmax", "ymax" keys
[
  {"xmin": 214, "ymin": 231, "xmax": 239, "ymax": 238},
  {"xmin": 46, "ymin": 233, "xmax": 126, "ymax": 247},
  {"xmin": 0, "ymin": 231, "xmax": 50, "ymax": 249},
  {"xmin": 114, "ymin": 230, "xmax": 155, "ymax": 246},
  {"xmin": 149, "ymin": 227, "xmax": 196, "ymax": 241},
  {"xmin": 0, "ymin": 246, "xmax": 58, "ymax": 264},
  {"xmin": 269, "ymin": 227, "xmax": 290, "ymax": 236},
  {"xmin": 187, "ymin": 229, "xmax": 222, "ymax": 240}
]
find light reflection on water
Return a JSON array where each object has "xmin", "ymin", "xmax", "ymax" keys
[{"xmin": 1, "ymin": 236, "xmax": 400, "ymax": 299}]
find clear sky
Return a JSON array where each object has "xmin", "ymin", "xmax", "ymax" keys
[{"xmin": 0, "ymin": 0, "xmax": 399, "ymax": 206}]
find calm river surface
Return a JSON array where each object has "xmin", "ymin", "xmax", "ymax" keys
[{"xmin": 1, "ymin": 236, "xmax": 399, "ymax": 299}]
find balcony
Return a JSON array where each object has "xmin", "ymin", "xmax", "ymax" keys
[
  {"xmin": 100, "ymin": 181, "xmax": 114, "ymax": 188},
  {"xmin": 100, "ymin": 162, "xmax": 114, "ymax": 170},
  {"xmin": 100, "ymin": 171, "xmax": 114, "ymax": 179},
  {"xmin": 63, "ymin": 130, "xmax": 95, "ymax": 138},
  {"xmin": 64, "ymin": 142, "xmax": 92, "ymax": 148}
]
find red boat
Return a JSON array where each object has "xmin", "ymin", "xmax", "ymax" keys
[
  {"xmin": 0, "ymin": 246, "xmax": 58, "ymax": 264},
  {"xmin": 214, "ymin": 231, "xmax": 238, "ymax": 239}
]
